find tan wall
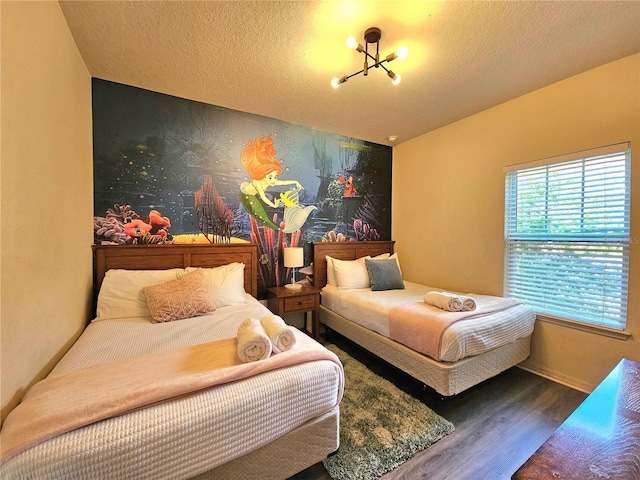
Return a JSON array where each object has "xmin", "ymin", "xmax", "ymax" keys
[
  {"xmin": 393, "ymin": 54, "xmax": 640, "ymax": 392},
  {"xmin": 1, "ymin": 1, "xmax": 93, "ymax": 422}
]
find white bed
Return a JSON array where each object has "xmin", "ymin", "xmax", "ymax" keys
[
  {"xmin": 0, "ymin": 244, "xmax": 344, "ymax": 480},
  {"xmin": 313, "ymin": 241, "xmax": 535, "ymax": 396}
]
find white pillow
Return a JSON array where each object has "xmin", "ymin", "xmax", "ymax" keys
[
  {"xmin": 326, "ymin": 255, "xmax": 338, "ymax": 286},
  {"xmin": 333, "ymin": 256, "xmax": 372, "ymax": 289},
  {"xmin": 96, "ymin": 268, "xmax": 185, "ymax": 320},
  {"xmin": 389, "ymin": 252, "xmax": 402, "ymax": 274},
  {"xmin": 185, "ymin": 262, "xmax": 246, "ymax": 307},
  {"xmin": 326, "ymin": 253, "xmax": 390, "ymax": 288}
]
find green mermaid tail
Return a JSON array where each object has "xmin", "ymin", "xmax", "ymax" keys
[
  {"xmin": 240, "ymin": 191, "xmax": 282, "ymax": 230},
  {"xmin": 239, "ymin": 192, "xmax": 317, "ymax": 233}
]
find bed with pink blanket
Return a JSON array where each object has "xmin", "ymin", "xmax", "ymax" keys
[
  {"xmin": 313, "ymin": 241, "xmax": 535, "ymax": 396},
  {"xmin": 0, "ymin": 244, "xmax": 344, "ymax": 480}
]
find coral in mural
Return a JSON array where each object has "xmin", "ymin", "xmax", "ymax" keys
[
  {"xmin": 321, "ymin": 219, "xmax": 378, "ymax": 242},
  {"xmin": 322, "ymin": 223, "xmax": 355, "ymax": 242},
  {"xmin": 148, "ymin": 210, "xmax": 171, "ymax": 236},
  {"xmin": 194, "ymin": 174, "xmax": 234, "ymax": 243},
  {"xmin": 239, "ymin": 135, "xmax": 316, "ymax": 233},
  {"xmin": 353, "ymin": 218, "xmax": 380, "ymax": 241},
  {"xmin": 94, "ymin": 204, "xmax": 172, "ymax": 244},
  {"xmin": 249, "ymin": 214, "xmax": 302, "ymax": 296},
  {"xmin": 106, "ymin": 203, "xmax": 140, "ymax": 224},
  {"xmin": 354, "ymin": 193, "xmax": 389, "ymax": 240},
  {"xmin": 94, "ymin": 216, "xmax": 128, "ymax": 244},
  {"xmin": 123, "ymin": 218, "xmax": 152, "ymax": 238}
]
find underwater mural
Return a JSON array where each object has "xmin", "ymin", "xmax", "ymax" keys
[{"xmin": 92, "ymin": 79, "xmax": 392, "ymax": 295}]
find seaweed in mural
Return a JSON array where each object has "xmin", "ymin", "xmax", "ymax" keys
[
  {"xmin": 194, "ymin": 174, "xmax": 235, "ymax": 243},
  {"xmin": 94, "ymin": 204, "xmax": 173, "ymax": 244}
]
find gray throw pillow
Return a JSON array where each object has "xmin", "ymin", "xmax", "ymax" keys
[{"xmin": 365, "ymin": 258, "xmax": 405, "ymax": 291}]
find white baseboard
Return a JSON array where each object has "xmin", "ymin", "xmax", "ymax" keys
[{"xmin": 517, "ymin": 364, "xmax": 592, "ymax": 394}]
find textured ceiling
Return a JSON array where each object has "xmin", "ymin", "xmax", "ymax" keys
[{"xmin": 59, "ymin": 1, "xmax": 640, "ymax": 146}]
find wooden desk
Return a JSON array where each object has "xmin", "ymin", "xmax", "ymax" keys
[{"xmin": 512, "ymin": 358, "xmax": 640, "ymax": 479}]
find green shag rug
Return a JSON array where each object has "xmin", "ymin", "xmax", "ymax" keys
[{"xmin": 323, "ymin": 344, "xmax": 455, "ymax": 480}]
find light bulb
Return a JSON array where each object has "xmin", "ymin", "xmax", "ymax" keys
[
  {"xmin": 388, "ymin": 70, "xmax": 402, "ymax": 85},
  {"xmin": 331, "ymin": 76, "xmax": 347, "ymax": 89},
  {"xmin": 346, "ymin": 36, "xmax": 358, "ymax": 49},
  {"xmin": 397, "ymin": 45, "xmax": 409, "ymax": 60}
]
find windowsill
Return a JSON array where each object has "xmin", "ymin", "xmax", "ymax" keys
[{"xmin": 536, "ymin": 314, "xmax": 632, "ymax": 340}]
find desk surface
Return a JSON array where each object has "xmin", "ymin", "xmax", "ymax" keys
[{"xmin": 512, "ymin": 358, "xmax": 640, "ymax": 479}]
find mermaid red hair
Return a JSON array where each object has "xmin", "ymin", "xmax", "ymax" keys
[{"xmin": 240, "ymin": 135, "xmax": 283, "ymax": 180}]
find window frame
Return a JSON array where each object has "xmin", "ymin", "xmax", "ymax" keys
[{"xmin": 503, "ymin": 142, "xmax": 631, "ymax": 334}]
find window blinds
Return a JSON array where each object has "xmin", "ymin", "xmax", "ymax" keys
[{"xmin": 504, "ymin": 143, "xmax": 630, "ymax": 330}]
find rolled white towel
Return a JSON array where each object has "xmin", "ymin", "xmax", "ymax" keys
[
  {"xmin": 423, "ymin": 291, "xmax": 464, "ymax": 312},
  {"xmin": 461, "ymin": 296, "xmax": 477, "ymax": 311},
  {"xmin": 237, "ymin": 317, "xmax": 272, "ymax": 362},
  {"xmin": 261, "ymin": 316, "xmax": 297, "ymax": 353}
]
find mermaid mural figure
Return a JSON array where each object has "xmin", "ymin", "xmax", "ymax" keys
[{"xmin": 239, "ymin": 135, "xmax": 316, "ymax": 233}]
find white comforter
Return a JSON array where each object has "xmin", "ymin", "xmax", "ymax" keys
[
  {"xmin": 321, "ymin": 282, "xmax": 535, "ymax": 362},
  {"xmin": 1, "ymin": 295, "xmax": 343, "ymax": 480}
]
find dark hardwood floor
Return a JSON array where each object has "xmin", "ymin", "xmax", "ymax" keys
[{"xmin": 290, "ymin": 332, "xmax": 587, "ymax": 480}]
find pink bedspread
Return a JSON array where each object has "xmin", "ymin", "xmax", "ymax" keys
[
  {"xmin": 389, "ymin": 295, "xmax": 522, "ymax": 361},
  {"xmin": 0, "ymin": 333, "xmax": 343, "ymax": 463}
]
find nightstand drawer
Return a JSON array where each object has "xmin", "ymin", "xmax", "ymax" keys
[
  {"xmin": 283, "ymin": 295, "xmax": 316, "ymax": 313},
  {"xmin": 266, "ymin": 285, "xmax": 321, "ymax": 340}
]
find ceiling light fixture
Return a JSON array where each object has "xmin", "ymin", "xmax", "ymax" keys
[{"xmin": 332, "ymin": 27, "xmax": 408, "ymax": 89}]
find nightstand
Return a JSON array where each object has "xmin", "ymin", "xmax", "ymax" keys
[{"xmin": 266, "ymin": 284, "xmax": 321, "ymax": 340}]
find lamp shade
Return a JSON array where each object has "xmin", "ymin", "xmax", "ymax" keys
[{"xmin": 283, "ymin": 247, "xmax": 304, "ymax": 268}]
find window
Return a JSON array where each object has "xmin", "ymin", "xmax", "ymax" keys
[{"xmin": 504, "ymin": 143, "xmax": 630, "ymax": 331}]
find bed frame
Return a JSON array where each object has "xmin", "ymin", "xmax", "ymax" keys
[
  {"xmin": 93, "ymin": 243, "xmax": 259, "ymax": 299},
  {"xmin": 91, "ymin": 243, "xmax": 339, "ymax": 480},
  {"xmin": 312, "ymin": 241, "xmax": 531, "ymax": 396}
]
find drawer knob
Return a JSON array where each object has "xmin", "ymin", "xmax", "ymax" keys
[{"xmin": 298, "ymin": 300, "xmax": 303, "ymax": 305}]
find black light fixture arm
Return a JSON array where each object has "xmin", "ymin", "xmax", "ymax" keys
[{"xmin": 340, "ymin": 57, "xmax": 391, "ymax": 81}]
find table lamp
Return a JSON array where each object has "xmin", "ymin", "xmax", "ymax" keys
[{"xmin": 284, "ymin": 247, "xmax": 304, "ymax": 291}]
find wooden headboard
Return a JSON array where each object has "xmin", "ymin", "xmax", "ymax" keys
[
  {"xmin": 312, "ymin": 241, "xmax": 395, "ymax": 289},
  {"xmin": 92, "ymin": 243, "xmax": 259, "ymax": 302}
]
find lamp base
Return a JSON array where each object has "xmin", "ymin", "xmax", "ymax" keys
[{"xmin": 285, "ymin": 283, "xmax": 302, "ymax": 291}]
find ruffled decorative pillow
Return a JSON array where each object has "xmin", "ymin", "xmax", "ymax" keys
[{"xmin": 143, "ymin": 269, "xmax": 215, "ymax": 323}]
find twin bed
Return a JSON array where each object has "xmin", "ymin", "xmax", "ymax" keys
[
  {"xmin": 1, "ymin": 240, "xmax": 535, "ymax": 479},
  {"xmin": 313, "ymin": 241, "xmax": 536, "ymax": 396},
  {"xmin": 1, "ymin": 244, "xmax": 344, "ymax": 480}
]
